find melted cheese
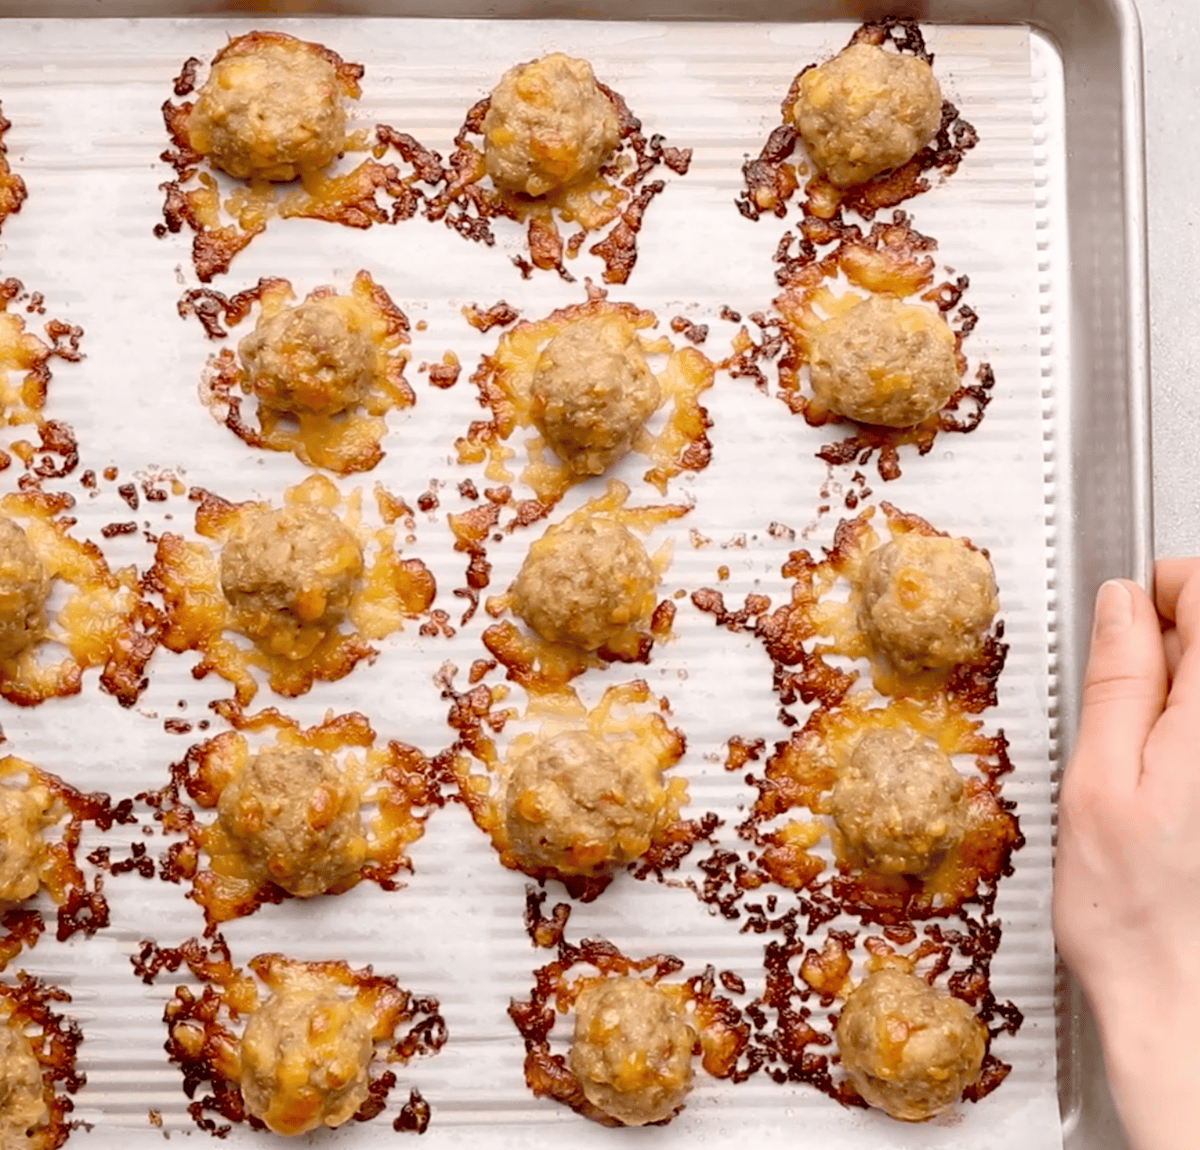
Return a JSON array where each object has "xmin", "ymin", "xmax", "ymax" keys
[
  {"xmin": 0, "ymin": 109, "xmax": 25, "ymax": 228},
  {"xmin": 173, "ymin": 712, "xmax": 438, "ymax": 927},
  {"xmin": 754, "ymin": 692, "xmax": 1018, "ymax": 918},
  {"xmin": 147, "ymin": 474, "xmax": 436, "ymax": 704},
  {"xmin": 0, "ymin": 763, "xmax": 55, "ymax": 909},
  {"xmin": 0, "ymin": 286, "xmax": 82, "ymax": 469},
  {"xmin": 161, "ymin": 35, "xmax": 390, "ymax": 280},
  {"xmin": 0, "ymin": 755, "xmax": 124, "ymax": 972},
  {"xmin": 775, "ymin": 258, "xmax": 944, "ymax": 429},
  {"xmin": 481, "ymin": 480, "xmax": 687, "ymax": 696},
  {"xmin": 0, "ymin": 981, "xmax": 81, "ymax": 1150},
  {"xmin": 456, "ymin": 298, "xmax": 714, "ymax": 507},
  {"xmin": 760, "ymin": 505, "xmax": 1002, "ymax": 705},
  {"xmin": 452, "ymin": 680, "xmax": 687, "ymax": 891},
  {"xmin": 157, "ymin": 942, "xmax": 440, "ymax": 1136},
  {"xmin": 723, "ymin": 210, "xmax": 976, "ymax": 476},
  {"xmin": 0, "ymin": 310, "xmax": 49, "ymax": 427},
  {"xmin": 512, "ymin": 936, "xmax": 750, "ymax": 1124},
  {"xmin": 0, "ymin": 492, "xmax": 148, "ymax": 707},
  {"xmin": 199, "ymin": 271, "xmax": 414, "ymax": 475},
  {"xmin": 456, "ymin": 134, "xmax": 628, "ymax": 273}
]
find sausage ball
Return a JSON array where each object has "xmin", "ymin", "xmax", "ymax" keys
[
  {"xmin": 238, "ymin": 299, "xmax": 376, "ymax": 417},
  {"xmin": 0, "ymin": 784, "xmax": 49, "ymax": 907},
  {"xmin": 504, "ymin": 730, "xmax": 666, "ymax": 876},
  {"xmin": 569, "ymin": 978, "xmax": 695, "ymax": 1126},
  {"xmin": 831, "ymin": 728, "xmax": 965, "ymax": 876},
  {"xmin": 793, "ymin": 42, "xmax": 942, "ymax": 187},
  {"xmin": 219, "ymin": 505, "xmax": 364, "ymax": 660},
  {"xmin": 0, "ymin": 1020, "xmax": 48, "ymax": 1144},
  {"xmin": 808, "ymin": 295, "xmax": 959, "ymax": 427},
  {"xmin": 836, "ymin": 968, "xmax": 986, "ymax": 1121},
  {"xmin": 482, "ymin": 53, "xmax": 621, "ymax": 198},
  {"xmin": 531, "ymin": 314, "xmax": 661, "ymax": 476},
  {"xmin": 0, "ymin": 517, "xmax": 48, "ymax": 663},
  {"xmin": 188, "ymin": 36, "xmax": 349, "ymax": 182},
  {"xmin": 239, "ymin": 980, "xmax": 373, "ymax": 1136},
  {"xmin": 510, "ymin": 516, "xmax": 657, "ymax": 651},
  {"xmin": 858, "ymin": 532, "xmax": 998, "ymax": 674},
  {"xmin": 217, "ymin": 746, "xmax": 367, "ymax": 898}
]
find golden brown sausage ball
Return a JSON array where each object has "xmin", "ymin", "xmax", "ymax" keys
[
  {"xmin": 0, "ymin": 1019, "xmax": 48, "ymax": 1144},
  {"xmin": 0, "ymin": 784, "xmax": 48, "ymax": 905},
  {"xmin": 504, "ymin": 730, "xmax": 667, "ymax": 876},
  {"xmin": 482, "ymin": 53, "xmax": 621, "ymax": 198},
  {"xmin": 794, "ymin": 42, "xmax": 942, "ymax": 188},
  {"xmin": 219, "ymin": 505, "xmax": 364, "ymax": 660},
  {"xmin": 831, "ymin": 728, "xmax": 965, "ymax": 876},
  {"xmin": 239, "ymin": 979, "xmax": 373, "ymax": 1136},
  {"xmin": 217, "ymin": 746, "xmax": 366, "ymax": 897},
  {"xmin": 808, "ymin": 295, "xmax": 959, "ymax": 427},
  {"xmin": 531, "ymin": 314, "xmax": 661, "ymax": 476},
  {"xmin": 188, "ymin": 36, "xmax": 349, "ymax": 182},
  {"xmin": 510, "ymin": 516, "xmax": 657, "ymax": 651},
  {"xmin": 0, "ymin": 517, "xmax": 48, "ymax": 663},
  {"xmin": 859, "ymin": 532, "xmax": 998, "ymax": 674},
  {"xmin": 835, "ymin": 967, "xmax": 986, "ymax": 1121},
  {"xmin": 238, "ymin": 299, "xmax": 375, "ymax": 417},
  {"xmin": 569, "ymin": 978, "xmax": 695, "ymax": 1125}
]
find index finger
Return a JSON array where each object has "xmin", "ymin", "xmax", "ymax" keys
[{"xmin": 1154, "ymin": 557, "xmax": 1200, "ymax": 624}]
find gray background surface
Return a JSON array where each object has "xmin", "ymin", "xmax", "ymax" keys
[{"xmin": 1141, "ymin": 0, "xmax": 1198, "ymax": 557}]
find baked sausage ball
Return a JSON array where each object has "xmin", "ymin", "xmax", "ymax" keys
[
  {"xmin": 831, "ymin": 728, "xmax": 965, "ymax": 876},
  {"xmin": 482, "ymin": 53, "xmax": 621, "ymax": 198},
  {"xmin": 504, "ymin": 730, "xmax": 666, "ymax": 876},
  {"xmin": 858, "ymin": 532, "xmax": 998, "ymax": 674},
  {"xmin": 0, "ymin": 517, "xmax": 48, "ymax": 663},
  {"xmin": 510, "ymin": 516, "xmax": 657, "ymax": 651},
  {"xmin": 238, "ymin": 299, "xmax": 375, "ymax": 417},
  {"xmin": 569, "ymin": 978, "xmax": 696, "ymax": 1126},
  {"xmin": 531, "ymin": 314, "xmax": 661, "ymax": 476},
  {"xmin": 219, "ymin": 505, "xmax": 364, "ymax": 660},
  {"xmin": 808, "ymin": 295, "xmax": 959, "ymax": 427},
  {"xmin": 0, "ymin": 1020, "xmax": 48, "ymax": 1144},
  {"xmin": 239, "ymin": 979, "xmax": 373, "ymax": 1136},
  {"xmin": 188, "ymin": 36, "xmax": 349, "ymax": 182},
  {"xmin": 217, "ymin": 746, "xmax": 367, "ymax": 897},
  {"xmin": 793, "ymin": 42, "xmax": 942, "ymax": 187},
  {"xmin": 0, "ymin": 785, "xmax": 48, "ymax": 906},
  {"xmin": 836, "ymin": 967, "xmax": 986, "ymax": 1121}
]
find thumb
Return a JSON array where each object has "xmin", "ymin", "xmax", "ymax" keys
[{"xmin": 1066, "ymin": 579, "xmax": 1166, "ymax": 795}]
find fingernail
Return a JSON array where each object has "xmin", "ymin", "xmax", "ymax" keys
[{"xmin": 1094, "ymin": 579, "xmax": 1133, "ymax": 635}]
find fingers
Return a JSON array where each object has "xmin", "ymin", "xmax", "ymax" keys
[
  {"xmin": 1068, "ymin": 580, "xmax": 1168, "ymax": 794},
  {"xmin": 1163, "ymin": 565, "xmax": 1200, "ymax": 715},
  {"xmin": 1164, "ymin": 627, "xmax": 1183, "ymax": 681},
  {"xmin": 1154, "ymin": 557, "xmax": 1200, "ymax": 624}
]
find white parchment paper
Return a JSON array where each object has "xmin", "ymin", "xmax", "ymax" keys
[{"xmin": 0, "ymin": 18, "xmax": 1062, "ymax": 1150}]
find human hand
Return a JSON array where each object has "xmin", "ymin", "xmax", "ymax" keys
[{"xmin": 1054, "ymin": 558, "xmax": 1200, "ymax": 1150}]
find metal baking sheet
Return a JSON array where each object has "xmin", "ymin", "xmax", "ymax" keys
[{"xmin": 0, "ymin": 4, "xmax": 1149, "ymax": 1150}]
